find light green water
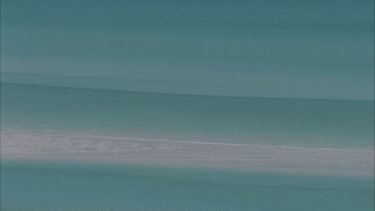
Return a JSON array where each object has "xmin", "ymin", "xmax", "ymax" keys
[{"xmin": 1, "ymin": 161, "xmax": 374, "ymax": 211}]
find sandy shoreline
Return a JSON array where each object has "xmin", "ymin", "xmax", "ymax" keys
[{"xmin": 1, "ymin": 130, "xmax": 373, "ymax": 177}]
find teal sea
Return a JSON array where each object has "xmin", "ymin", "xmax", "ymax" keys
[
  {"xmin": 1, "ymin": 0, "xmax": 374, "ymax": 210},
  {"xmin": 1, "ymin": 82, "xmax": 374, "ymax": 149},
  {"xmin": 1, "ymin": 161, "xmax": 374, "ymax": 211},
  {"xmin": 2, "ymin": 0, "xmax": 374, "ymax": 101}
]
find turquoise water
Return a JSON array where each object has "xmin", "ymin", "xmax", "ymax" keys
[
  {"xmin": 1, "ymin": 82, "xmax": 373, "ymax": 148},
  {"xmin": 1, "ymin": 161, "xmax": 374, "ymax": 211},
  {"xmin": 1, "ymin": 0, "xmax": 373, "ymax": 148},
  {"xmin": 1, "ymin": 83, "xmax": 373, "ymax": 210},
  {"xmin": 1, "ymin": 0, "xmax": 374, "ymax": 100},
  {"xmin": 1, "ymin": 0, "xmax": 374, "ymax": 210}
]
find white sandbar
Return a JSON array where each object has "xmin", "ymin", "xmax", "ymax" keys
[{"xmin": 1, "ymin": 131, "xmax": 373, "ymax": 177}]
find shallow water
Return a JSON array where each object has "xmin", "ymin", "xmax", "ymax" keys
[
  {"xmin": 1, "ymin": 83, "xmax": 373, "ymax": 148},
  {"xmin": 1, "ymin": 0, "xmax": 373, "ymax": 149},
  {"xmin": 1, "ymin": 0, "xmax": 374, "ymax": 100},
  {"xmin": 1, "ymin": 161, "xmax": 374, "ymax": 211},
  {"xmin": 1, "ymin": 0, "xmax": 374, "ymax": 210}
]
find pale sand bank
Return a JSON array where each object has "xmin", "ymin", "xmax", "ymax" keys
[{"xmin": 1, "ymin": 131, "xmax": 373, "ymax": 177}]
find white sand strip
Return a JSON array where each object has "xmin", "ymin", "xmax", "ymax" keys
[{"xmin": 1, "ymin": 131, "xmax": 373, "ymax": 177}]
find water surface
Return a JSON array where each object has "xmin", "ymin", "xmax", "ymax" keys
[{"xmin": 1, "ymin": 161, "xmax": 373, "ymax": 211}]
